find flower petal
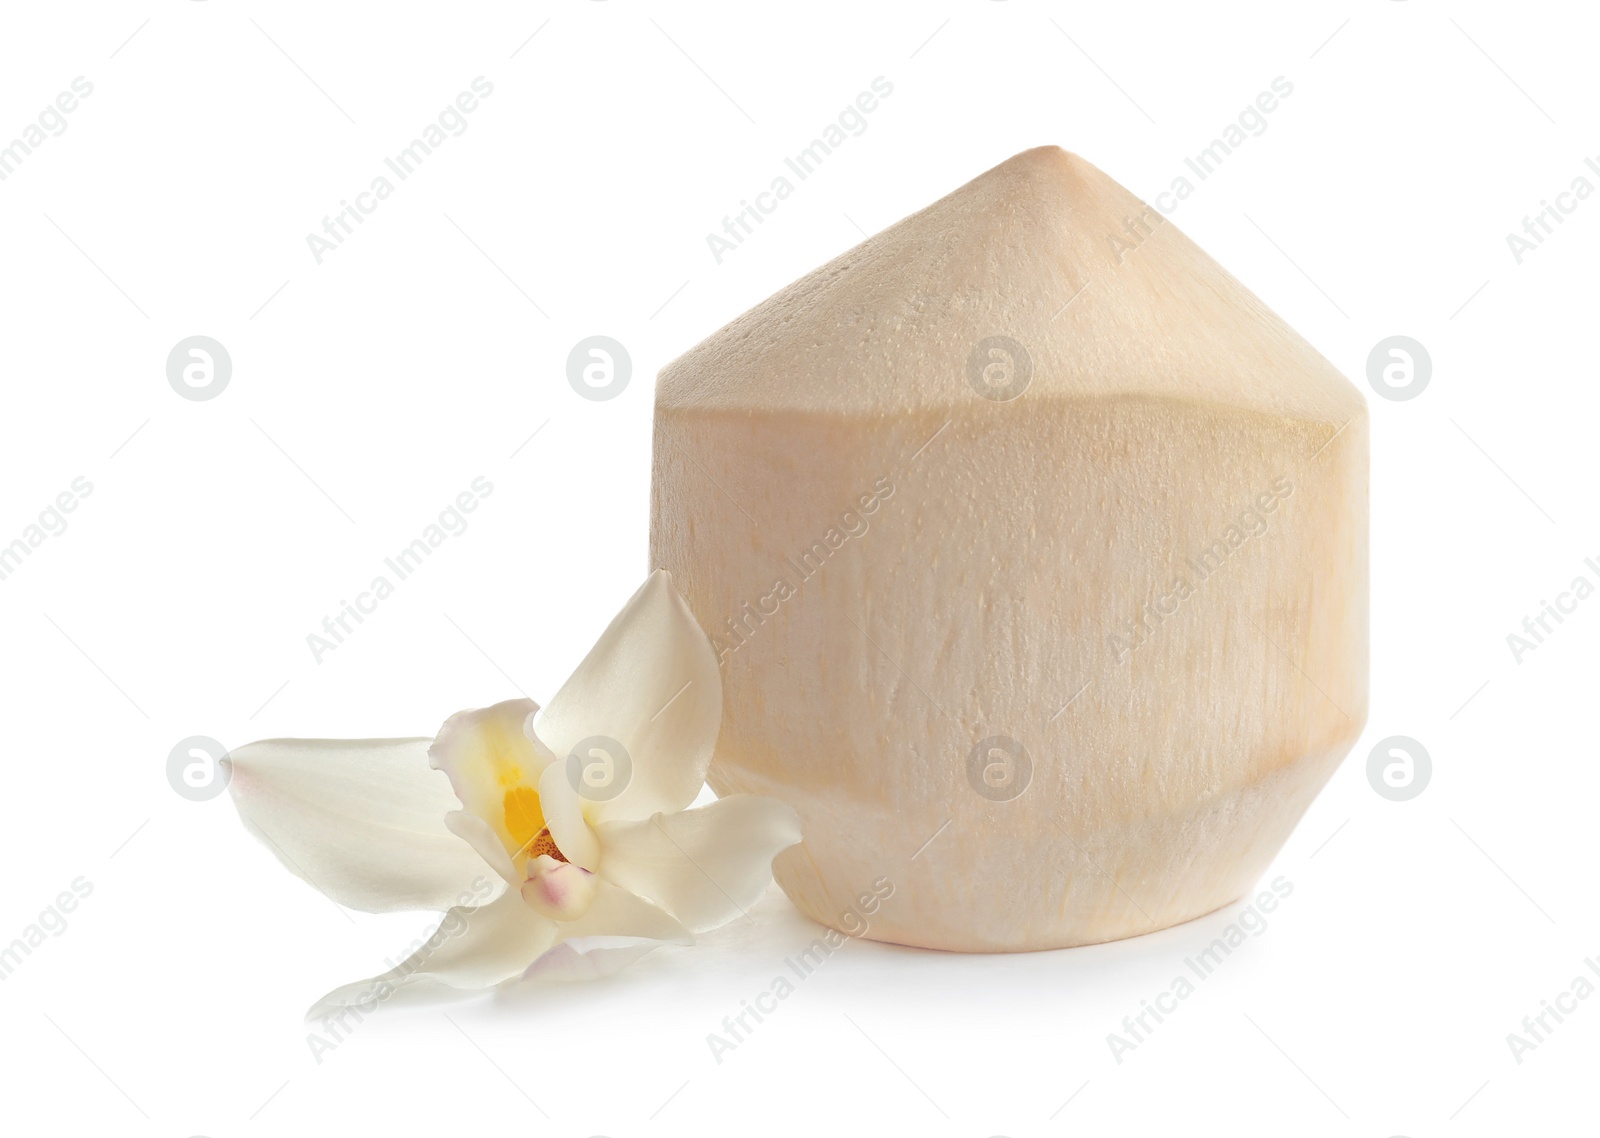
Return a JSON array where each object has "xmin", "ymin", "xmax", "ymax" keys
[
  {"xmin": 555, "ymin": 879, "xmax": 694, "ymax": 944},
  {"xmin": 595, "ymin": 795, "xmax": 802, "ymax": 933},
  {"xmin": 521, "ymin": 880, "xmax": 691, "ymax": 982},
  {"xmin": 308, "ymin": 889, "xmax": 555, "ymax": 1018},
  {"xmin": 429, "ymin": 698, "xmax": 551, "ymax": 870},
  {"xmin": 226, "ymin": 737, "xmax": 498, "ymax": 913},
  {"xmin": 531, "ymin": 571, "xmax": 721, "ymax": 824}
]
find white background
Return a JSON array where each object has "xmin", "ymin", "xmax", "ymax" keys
[{"xmin": 1, "ymin": 1, "xmax": 1595, "ymax": 1134}]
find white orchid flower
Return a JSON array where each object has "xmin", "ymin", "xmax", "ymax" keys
[{"xmin": 225, "ymin": 571, "xmax": 802, "ymax": 1015}]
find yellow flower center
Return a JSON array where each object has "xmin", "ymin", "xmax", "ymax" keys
[{"xmin": 502, "ymin": 785, "xmax": 546, "ymax": 855}]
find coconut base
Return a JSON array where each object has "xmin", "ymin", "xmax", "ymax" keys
[{"xmin": 714, "ymin": 738, "xmax": 1350, "ymax": 953}]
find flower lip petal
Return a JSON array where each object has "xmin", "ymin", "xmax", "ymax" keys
[
  {"xmin": 531, "ymin": 571, "xmax": 722, "ymax": 826},
  {"xmin": 445, "ymin": 810, "xmax": 519, "ymax": 887},
  {"xmin": 522, "ymin": 708, "xmax": 560, "ymax": 767},
  {"xmin": 429, "ymin": 698, "xmax": 549, "ymax": 868}
]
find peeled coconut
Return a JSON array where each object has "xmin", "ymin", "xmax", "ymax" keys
[{"xmin": 650, "ymin": 146, "xmax": 1367, "ymax": 951}]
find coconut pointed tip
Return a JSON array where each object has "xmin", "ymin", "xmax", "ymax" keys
[{"xmin": 996, "ymin": 144, "xmax": 1099, "ymax": 175}]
